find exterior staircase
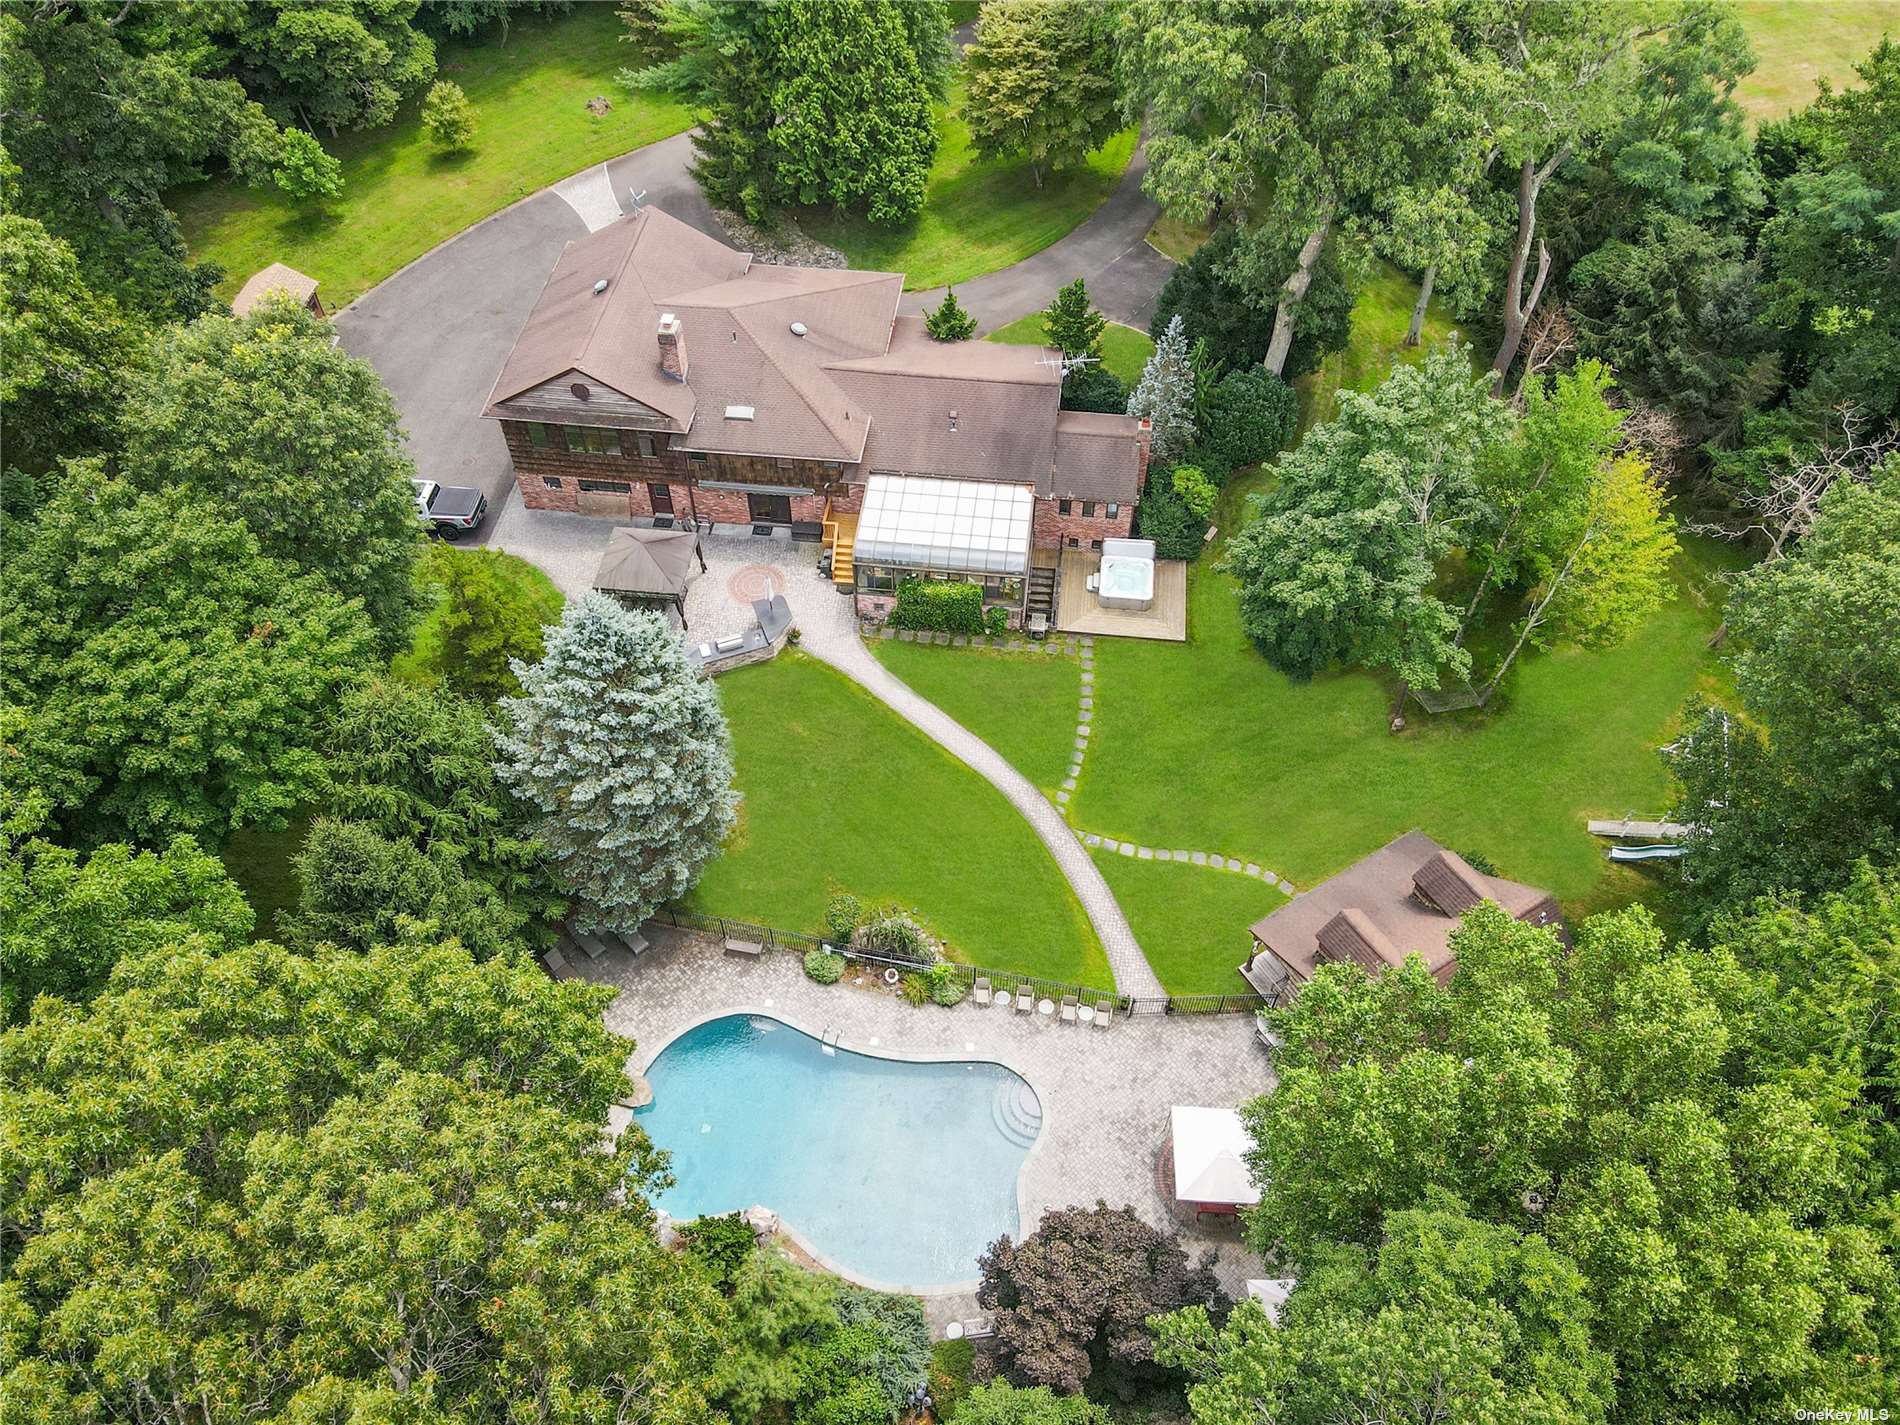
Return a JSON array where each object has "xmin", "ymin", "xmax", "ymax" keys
[
  {"xmin": 1027, "ymin": 564, "xmax": 1057, "ymax": 625},
  {"xmin": 822, "ymin": 504, "xmax": 857, "ymax": 590}
]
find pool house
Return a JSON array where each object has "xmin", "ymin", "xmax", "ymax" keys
[{"xmin": 847, "ymin": 474, "xmax": 1036, "ymax": 625}]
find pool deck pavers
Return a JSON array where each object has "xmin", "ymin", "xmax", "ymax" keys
[{"xmin": 589, "ymin": 928, "xmax": 1272, "ymax": 1330}]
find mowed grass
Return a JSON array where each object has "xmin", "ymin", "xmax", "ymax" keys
[
  {"xmin": 1145, "ymin": 214, "xmax": 1212, "ymax": 262},
  {"xmin": 1295, "ymin": 259, "xmax": 1461, "ymax": 433},
  {"xmin": 690, "ymin": 653, "xmax": 1107, "ymax": 984},
  {"xmin": 869, "ymin": 641, "xmax": 1082, "ymax": 793},
  {"xmin": 1073, "ymin": 472, "xmax": 1741, "ymax": 921},
  {"xmin": 171, "ymin": 7, "xmax": 692, "ymax": 309},
  {"xmin": 1090, "ymin": 850, "xmax": 1287, "ymax": 996},
  {"xmin": 800, "ymin": 78, "xmax": 1138, "ymax": 290},
  {"xmin": 1734, "ymin": 1, "xmax": 1894, "ymax": 120},
  {"xmin": 986, "ymin": 314, "xmax": 1157, "ymax": 384}
]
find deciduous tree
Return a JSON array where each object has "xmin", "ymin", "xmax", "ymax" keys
[
  {"xmin": 123, "ymin": 298, "xmax": 425, "ymax": 652},
  {"xmin": 495, "ymin": 595, "xmax": 737, "ymax": 930},
  {"xmin": 230, "ymin": 0, "xmax": 439, "ymax": 135},
  {"xmin": 962, "ymin": 0, "xmax": 1120, "ymax": 189},
  {"xmin": 421, "ymin": 78, "xmax": 477, "ymax": 152}
]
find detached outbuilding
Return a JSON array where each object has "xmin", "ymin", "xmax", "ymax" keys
[{"xmin": 232, "ymin": 263, "xmax": 324, "ymax": 318}]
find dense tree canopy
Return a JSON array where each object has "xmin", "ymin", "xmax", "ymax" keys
[
  {"xmin": 1147, "ymin": 225, "xmax": 1352, "ymax": 381},
  {"xmin": 0, "ymin": 933, "xmax": 727, "ymax": 1425},
  {"xmin": 962, "ymin": 0, "xmax": 1121, "ymax": 189},
  {"xmin": 1242, "ymin": 892, "xmax": 1900, "ymax": 1422},
  {"xmin": 122, "ymin": 298, "xmax": 424, "ymax": 653},
  {"xmin": 1, "ymin": 467, "xmax": 374, "ymax": 844},
  {"xmin": 229, "ymin": 0, "xmax": 439, "ymax": 135}
]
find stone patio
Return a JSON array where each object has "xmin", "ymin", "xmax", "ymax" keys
[{"xmin": 584, "ymin": 927, "xmax": 1273, "ymax": 1329}]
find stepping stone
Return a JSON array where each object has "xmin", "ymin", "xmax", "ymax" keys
[
  {"xmin": 1080, "ymin": 671, "xmax": 1094, "ymax": 685},
  {"xmin": 1074, "ymin": 738, "xmax": 1089, "ymax": 752},
  {"xmin": 1102, "ymin": 838, "xmax": 1119, "ymax": 851},
  {"xmin": 1067, "ymin": 763, "xmax": 1083, "ymax": 778},
  {"xmin": 1083, "ymin": 834, "xmax": 1103, "ymax": 847},
  {"xmin": 1174, "ymin": 851, "xmax": 1191, "ymax": 862},
  {"xmin": 1076, "ymin": 724, "xmax": 1090, "ymax": 738},
  {"xmin": 952, "ymin": 635, "xmax": 968, "ymax": 647},
  {"xmin": 1191, "ymin": 851, "xmax": 1208, "ymax": 866},
  {"xmin": 898, "ymin": 629, "xmax": 915, "ymax": 641},
  {"xmin": 1062, "ymin": 777, "xmax": 1077, "ymax": 791},
  {"xmin": 1079, "ymin": 696, "xmax": 1093, "ymax": 710},
  {"xmin": 1078, "ymin": 709, "xmax": 1093, "ymax": 722},
  {"xmin": 1245, "ymin": 863, "xmax": 1262, "ymax": 877},
  {"xmin": 879, "ymin": 627, "xmax": 896, "ymax": 639},
  {"xmin": 1118, "ymin": 843, "xmax": 1136, "ymax": 856},
  {"xmin": 1154, "ymin": 849, "xmax": 1171, "ymax": 861},
  {"xmin": 934, "ymin": 632, "xmax": 951, "ymax": 645},
  {"xmin": 1278, "ymin": 878, "xmax": 1296, "ymax": 894},
  {"xmin": 1209, "ymin": 855, "xmax": 1226, "ymax": 869},
  {"xmin": 1137, "ymin": 846, "xmax": 1153, "ymax": 860},
  {"xmin": 1056, "ymin": 790, "xmax": 1069, "ymax": 804}
]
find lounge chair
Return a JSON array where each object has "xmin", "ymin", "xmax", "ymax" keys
[
  {"xmin": 972, "ymin": 977, "xmax": 993, "ymax": 1006},
  {"xmin": 1014, "ymin": 989, "xmax": 1035, "ymax": 1013},
  {"xmin": 723, "ymin": 936, "xmax": 764, "ymax": 958},
  {"xmin": 1059, "ymin": 993, "xmax": 1079, "ymax": 1024},
  {"xmin": 1092, "ymin": 998, "xmax": 1112, "ymax": 1028},
  {"xmin": 570, "ymin": 929, "xmax": 613, "ymax": 962},
  {"xmin": 541, "ymin": 947, "xmax": 575, "ymax": 981},
  {"xmin": 611, "ymin": 926, "xmax": 649, "ymax": 957}
]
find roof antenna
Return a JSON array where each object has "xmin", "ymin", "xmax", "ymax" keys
[
  {"xmin": 627, "ymin": 189, "xmax": 647, "ymax": 210},
  {"xmin": 1036, "ymin": 353, "xmax": 1097, "ymax": 379}
]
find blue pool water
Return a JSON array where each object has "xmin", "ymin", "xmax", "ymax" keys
[{"xmin": 636, "ymin": 1014, "xmax": 1039, "ymax": 1287}]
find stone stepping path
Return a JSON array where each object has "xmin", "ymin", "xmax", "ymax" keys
[{"xmin": 1077, "ymin": 833, "xmax": 1296, "ymax": 896}]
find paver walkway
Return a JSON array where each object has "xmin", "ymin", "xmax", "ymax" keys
[
  {"xmin": 587, "ymin": 926, "xmax": 1270, "ymax": 1321},
  {"xmin": 489, "ymin": 504, "xmax": 1169, "ymax": 996}
]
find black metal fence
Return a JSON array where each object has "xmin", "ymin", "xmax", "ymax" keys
[{"xmin": 650, "ymin": 906, "xmax": 1275, "ymax": 1017}]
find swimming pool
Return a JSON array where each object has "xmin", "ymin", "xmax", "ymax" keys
[{"xmin": 636, "ymin": 1014, "xmax": 1039, "ymax": 1288}]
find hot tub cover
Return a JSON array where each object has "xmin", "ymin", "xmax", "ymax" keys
[{"xmin": 855, "ymin": 474, "xmax": 1033, "ymax": 576}]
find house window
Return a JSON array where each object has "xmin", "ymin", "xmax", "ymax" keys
[
  {"xmin": 1106, "ymin": 502, "xmax": 1119, "ymax": 518},
  {"xmin": 856, "ymin": 565, "xmax": 897, "ymax": 593},
  {"xmin": 1090, "ymin": 538, "xmax": 1104, "ymax": 552},
  {"xmin": 822, "ymin": 461, "xmax": 843, "ymax": 473},
  {"xmin": 578, "ymin": 479, "xmax": 631, "ymax": 494},
  {"xmin": 634, "ymin": 431, "xmax": 657, "ymax": 459},
  {"xmin": 1058, "ymin": 499, "xmax": 1073, "ymax": 515},
  {"xmin": 563, "ymin": 425, "xmax": 620, "ymax": 455},
  {"xmin": 542, "ymin": 476, "xmax": 563, "ymax": 489},
  {"xmin": 1082, "ymin": 501, "xmax": 1098, "ymax": 518},
  {"xmin": 1066, "ymin": 536, "xmax": 1080, "ymax": 548},
  {"xmin": 526, "ymin": 423, "xmax": 553, "ymax": 449},
  {"xmin": 689, "ymin": 451, "xmax": 709, "ymax": 463}
]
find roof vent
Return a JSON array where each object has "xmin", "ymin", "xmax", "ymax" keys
[
  {"xmin": 570, "ymin": 381, "xmax": 592, "ymax": 401},
  {"xmin": 724, "ymin": 405, "xmax": 755, "ymax": 421},
  {"xmin": 593, "ymin": 279, "xmax": 609, "ymax": 296},
  {"xmin": 790, "ymin": 321, "xmax": 808, "ymax": 337},
  {"xmin": 948, "ymin": 409, "xmax": 958, "ymax": 432}
]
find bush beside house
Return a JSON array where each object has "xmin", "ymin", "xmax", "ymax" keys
[{"xmin": 891, "ymin": 578, "xmax": 985, "ymax": 633}]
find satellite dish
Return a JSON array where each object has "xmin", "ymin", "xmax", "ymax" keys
[
  {"xmin": 570, "ymin": 382, "xmax": 592, "ymax": 401},
  {"xmin": 592, "ymin": 279, "xmax": 609, "ymax": 295}
]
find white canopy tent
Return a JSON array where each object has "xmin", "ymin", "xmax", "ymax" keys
[{"xmin": 1169, "ymin": 1105, "xmax": 1261, "ymax": 1211}]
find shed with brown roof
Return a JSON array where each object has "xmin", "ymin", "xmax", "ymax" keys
[
  {"xmin": 1242, "ymin": 831, "xmax": 1563, "ymax": 996},
  {"xmin": 232, "ymin": 263, "xmax": 322, "ymax": 318}
]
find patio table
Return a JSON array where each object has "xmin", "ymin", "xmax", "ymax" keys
[
  {"xmin": 994, "ymin": 995, "xmax": 1014, "ymax": 1014},
  {"xmin": 1076, "ymin": 1005, "xmax": 1095, "ymax": 1025},
  {"xmin": 1037, "ymin": 998, "xmax": 1056, "ymax": 1019}
]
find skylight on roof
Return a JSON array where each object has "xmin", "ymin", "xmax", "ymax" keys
[
  {"xmin": 724, "ymin": 405, "xmax": 755, "ymax": 421},
  {"xmin": 855, "ymin": 474, "xmax": 1033, "ymax": 576}
]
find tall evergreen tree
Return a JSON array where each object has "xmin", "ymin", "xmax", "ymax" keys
[
  {"xmin": 962, "ymin": 0, "xmax": 1120, "ymax": 189},
  {"xmin": 495, "ymin": 596, "xmax": 737, "ymax": 930},
  {"xmin": 925, "ymin": 286, "xmax": 978, "ymax": 341},
  {"xmin": 1125, "ymin": 314, "xmax": 1196, "ymax": 464},
  {"xmin": 1042, "ymin": 277, "xmax": 1105, "ymax": 361}
]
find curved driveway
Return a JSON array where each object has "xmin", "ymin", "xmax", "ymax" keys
[{"xmin": 334, "ymin": 131, "xmax": 1170, "ymax": 531}]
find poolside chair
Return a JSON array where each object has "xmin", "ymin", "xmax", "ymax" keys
[
  {"xmin": 972, "ymin": 977, "xmax": 993, "ymax": 1006},
  {"xmin": 1015, "ymin": 988, "xmax": 1035, "ymax": 1013},
  {"xmin": 1060, "ymin": 994, "xmax": 1079, "ymax": 1024},
  {"xmin": 1092, "ymin": 997, "xmax": 1112, "ymax": 1028},
  {"xmin": 610, "ymin": 926, "xmax": 649, "ymax": 957},
  {"xmin": 540, "ymin": 947, "xmax": 575, "ymax": 981}
]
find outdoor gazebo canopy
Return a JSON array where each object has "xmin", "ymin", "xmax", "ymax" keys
[
  {"xmin": 1169, "ymin": 1105, "xmax": 1262, "ymax": 1212},
  {"xmin": 593, "ymin": 525, "xmax": 705, "ymax": 624}
]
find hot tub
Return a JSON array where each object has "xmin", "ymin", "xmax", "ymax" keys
[{"xmin": 1097, "ymin": 537, "xmax": 1156, "ymax": 611}]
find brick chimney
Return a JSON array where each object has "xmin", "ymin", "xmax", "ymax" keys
[
  {"xmin": 657, "ymin": 312, "xmax": 687, "ymax": 382},
  {"xmin": 1135, "ymin": 416, "xmax": 1153, "ymax": 495}
]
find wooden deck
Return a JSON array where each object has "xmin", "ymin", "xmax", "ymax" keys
[{"xmin": 1053, "ymin": 548, "xmax": 1188, "ymax": 642}]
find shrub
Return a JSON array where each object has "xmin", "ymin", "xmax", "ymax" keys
[
  {"xmin": 858, "ymin": 907, "xmax": 937, "ymax": 966},
  {"xmin": 1458, "ymin": 848, "xmax": 1500, "ymax": 876},
  {"xmin": 1169, "ymin": 465, "xmax": 1218, "ymax": 520},
  {"xmin": 679, "ymin": 1212, "xmax": 756, "ymax": 1293},
  {"xmin": 955, "ymin": 1380, "xmax": 1108, "ymax": 1425},
  {"xmin": 929, "ymin": 1339, "xmax": 976, "ymax": 1417},
  {"xmin": 274, "ymin": 129, "xmax": 343, "ymax": 200},
  {"xmin": 824, "ymin": 891, "xmax": 863, "ymax": 943},
  {"xmin": 1060, "ymin": 363, "xmax": 1128, "ymax": 414},
  {"xmin": 1135, "ymin": 479, "xmax": 1207, "ymax": 561},
  {"xmin": 984, "ymin": 605, "xmax": 1010, "ymax": 637},
  {"xmin": 900, "ymin": 973, "xmax": 931, "ymax": 1006},
  {"xmin": 832, "ymin": 1288, "xmax": 932, "ymax": 1412},
  {"xmin": 926, "ymin": 287, "xmax": 978, "ymax": 341},
  {"xmin": 891, "ymin": 578, "xmax": 983, "ymax": 634},
  {"xmin": 928, "ymin": 962, "xmax": 968, "ymax": 1006},
  {"xmin": 422, "ymin": 79, "xmax": 477, "ymax": 151},
  {"xmin": 1202, "ymin": 367, "xmax": 1298, "ymax": 472},
  {"xmin": 804, "ymin": 948, "xmax": 846, "ymax": 984}
]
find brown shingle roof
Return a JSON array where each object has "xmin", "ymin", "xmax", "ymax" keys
[
  {"xmin": 1411, "ymin": 849, "xmax": 1494, "ymax": 915},
  {"xmin": 1245, "ymin": 831, "xmax": 1561, "ymax": 988},
  {"xmin": 485, "ymin": 208, "xmax": 1147, "ymax": 493},
  {"xmin": 232, "ymin": 263, "xmax": 318, "ymax": 315}
]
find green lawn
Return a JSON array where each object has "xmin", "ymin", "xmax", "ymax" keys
[
  {"xmin": 691, "ymin": 652, "xmax": 1107, "ymax": 984},
  {"xmin": 986, "ymin": 314, "xmax": 1156, "ymax": 384},
  {"xmin": 1071, "ymin": 473, "xmax": 1741, "ymax": 922},
  {"xmin": 1090, "ymin": 850, "xmax": 1287, "ymax": 996},
  {"xmin": 799, "ymin": 78, "xmax": 1138, "ymax": 290},
  {"xmin": 171, "ymin": 7, "xmax": 692, "ymax": 309},
  {"xmin": 1735, "ymin": 1, "xmax": 1894, "ymax": 121},
  {"xmin": 1145, "ymin": 214, "xmax": 1212, "ymax": 262},
  {"xmin": 221, "ymin": 816, "xmax": 310, "ymax": 941},
  {"xmin": 869, "ymin": 641, "xmax": 1082, "ymax": 793},
  {"xmin": 1295, "ymin": 259, "xmax": 1460, "ymax": 433}
]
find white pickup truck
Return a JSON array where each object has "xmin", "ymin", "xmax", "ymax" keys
[{"xmin": 411, "ymin": 478, "xmax": 488, "ymax": 539}]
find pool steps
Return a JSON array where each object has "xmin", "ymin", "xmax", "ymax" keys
[{"xmin": 990, "ymin": 1079, "xmax": 1043, "ymax": 1149}]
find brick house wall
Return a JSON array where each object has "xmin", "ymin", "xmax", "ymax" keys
[{"xmin": 1032, "ymin": 497, "xmax": 1137, "ymax": 551}]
